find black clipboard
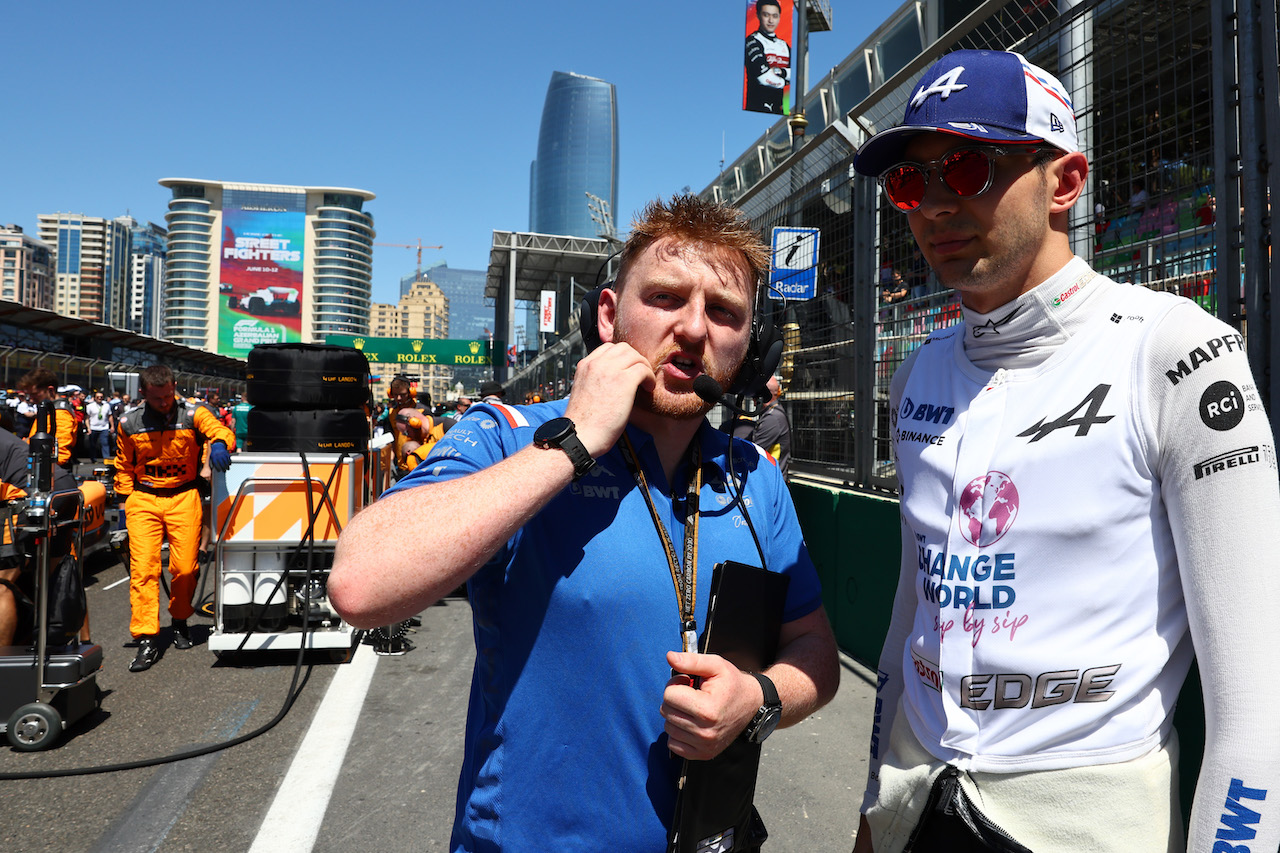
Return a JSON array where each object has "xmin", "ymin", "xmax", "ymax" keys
[{"xmin": 667, "ymin": 560, "xmax": 789, "ymax": 853}]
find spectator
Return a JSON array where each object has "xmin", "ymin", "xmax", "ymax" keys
[
  {"xmin": 478, "ymin": 380, "xmax": 504, "ymax": 404},
  {"xmin": 328, "ymin": 193, "xmax": 839, "ymax": 851},
  {"xmin": 84, "ymin": 390, "xmax": 114, "ymax": 460},
  {"xmin": 1196, "ymin": 193, "xmax": 1216, "ymax": 227},
  {"xmin": 16, "ymin": 369, "xmax": 76, "ymax": 472},
  {"xmin": 0, "ymin": 426, "xmax": 79, "ymax": 648},
  {"xmin": 115, "ymin": 364, "xmax": 236, "ymax": 672},
  {"xmin": 731, "ymin": 375, "xmax": 792, "ymax": 480},
  {"xmin": 11, "ymin": 390, "xmax": 35, "ymax": 438},
  {"xmin": 444, "ymin": 397, "xmax": 470, "ymax": 420},
  {"xmin": 1129, "ymin": 179, "xmax": 1148, "ymax": 212},
  {"xmin": 880, "ymin": 270, "xmax": 909, "ymax": 304}
]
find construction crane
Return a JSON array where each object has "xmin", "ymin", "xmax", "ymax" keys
[{"xmin": 374, "ymin": 239, "xmax": 443, "ymax": 279}]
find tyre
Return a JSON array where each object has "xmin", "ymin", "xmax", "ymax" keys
[
  {"xmin": 6, "ymin": 702, "xmax": 62, "ymax": 751},
  {"xmin": 248, "ymin": 296, "xmax": 265, "ymax": 314},
  {"xmin": 246, "ymin": 343, "xmax": 371, "ymax": 411},
  {"xmin": 246, "ymin": 407, "xmax": 369, "ymax": 453}
]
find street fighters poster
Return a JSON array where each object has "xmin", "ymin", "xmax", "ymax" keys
[
  {"xmin": 743, "ymin": 0, "xmax": 793, "ymax": 115},
  {"xmin": 217, "ymin": 207, "xmax": 305, "ymax": 357}
]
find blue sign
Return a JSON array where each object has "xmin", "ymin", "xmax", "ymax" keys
[{"xmin": 768, "ymin": 227, "xmax": 820, "ymax": 300}]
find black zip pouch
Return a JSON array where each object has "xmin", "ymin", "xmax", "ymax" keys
[{"xmin": 904, "ymin": 766, "xmax": 1033, "ymax": 853}]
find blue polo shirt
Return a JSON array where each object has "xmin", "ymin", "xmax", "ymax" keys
[{"xmin": 385, "ymin": 397, "xmax": 823, "ymax": 853}]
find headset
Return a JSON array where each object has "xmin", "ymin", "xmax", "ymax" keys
[{"xmin": 577, "ymin": 282, "xmax": 783, "ymax": 405}]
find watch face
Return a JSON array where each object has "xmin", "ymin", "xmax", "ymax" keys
[
  {"xmin": 759, "ymin": 708, "xmax": 781, "ymax": 738},
  {"xmin": 534, "ymin": 417, "xmax": 573, "ymax": 447}
]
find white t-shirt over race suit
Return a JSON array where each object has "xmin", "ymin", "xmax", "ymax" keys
[{"xmin": 866, "ymin": 257, "xmax": 1280, "ymax": 852}]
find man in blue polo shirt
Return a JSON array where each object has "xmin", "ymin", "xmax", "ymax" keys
[{"xmin": 331, "ymin": 194, "xmax": 839, "ymax": 852}]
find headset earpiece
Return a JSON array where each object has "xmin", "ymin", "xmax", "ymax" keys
[
  {"xmin": 578, "ymin": 283, "xmax": 609, "ymax": 353},
  {"xmin": 729, "ymin": 313, "xmax": 782, "ymax": 402}
]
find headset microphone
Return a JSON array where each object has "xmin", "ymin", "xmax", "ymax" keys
[{"xmin": 693, "ymin": 375, "xmax": 754, "ymax": 417}]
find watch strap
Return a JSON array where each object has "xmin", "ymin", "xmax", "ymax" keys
[
  {"xmin": 558, "ymin": 430, "xmax": 596, "ymax": 481},
  {"xmin": 744, "ymin": 671, "xmax": 782, "ymax": 743},
  {"xmin": 750, "ymin": 671, "xmax": 780, "ymax": 707}
]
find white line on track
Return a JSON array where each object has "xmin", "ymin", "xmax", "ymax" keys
[
  {"xmin": 247, "ymin": 644, "xmax": 380, "ymax": 853},
  {"xmin": 103, "ymin": 576, "xmax": 128, "ymax": 591}
]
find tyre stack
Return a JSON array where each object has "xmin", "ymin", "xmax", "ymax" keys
[
  {"xmin": 244, "ymin": 343, "xmax": 371, "ymax": 454},
  {"xmin": 233, "ymin": 343, "xmax": 370, "ymax": 632}
]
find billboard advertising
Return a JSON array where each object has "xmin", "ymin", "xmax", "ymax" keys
[
  {"xmin": 218, "ymin": 207, "xmax": 305, "ymax": 357},
  {"xmin": 743, "ymin": 0, "xmax": 793, "ymax": 115}
]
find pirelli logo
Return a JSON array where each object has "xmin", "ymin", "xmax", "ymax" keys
[{"xmin": 1193, "ymin": 446, "xmax": 1261, "ymax": 480}]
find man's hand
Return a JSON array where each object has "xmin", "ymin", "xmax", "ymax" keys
[
  {"xmin": 208, "ymin": 441, "xmax": 232, "ymax": 472},
  {"xmin": 760, "ymin": 68, "xmax": 787, "ymax": 88},
  {"xmin": 562, "ymin": 342, "xmax": 655, "ymax": 457},
  {"xmin": 661, "ymin": 651, "xmax": 762, "ymax": 760}
]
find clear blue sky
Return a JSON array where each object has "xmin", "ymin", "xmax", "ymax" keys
[{"xmin": 3, "ymin": 0, "xmax": 904, "ymax": 306}]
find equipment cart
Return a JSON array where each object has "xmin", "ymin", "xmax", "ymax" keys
[
  {"xmin": 209, "ymin": 452, "xmax": 367, "ymax": 654},
  {"xmin": 0, "ymin": 473, "xmax": 103, "ymax": 750}
]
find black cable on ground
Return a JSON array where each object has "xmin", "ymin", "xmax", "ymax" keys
[
  {"xmin": 2, "ymin": 451, "xmax": 362, "ymax": 780},
  {"xmin": 0, "ymin": 631, "xmax": 351, "ymax": 780}
]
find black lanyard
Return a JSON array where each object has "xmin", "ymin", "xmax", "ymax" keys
[{"xmin": 618, "ymin": 432, "xmax": 702, "ymax": 652}]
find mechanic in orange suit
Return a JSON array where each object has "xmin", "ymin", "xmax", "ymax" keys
[
  {"xmin": 17, "ymin": 367, "xmax": 78, "ymax": 471},
  {"xmin": 115, "ymin": 364, "xmax": 235, "ymax": 672}
]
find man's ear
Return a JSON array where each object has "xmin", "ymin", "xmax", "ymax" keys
[
  {"xmin": 1050, "ymin": 151, "xmax": 1089, "ymax": 215},
  {"xmin": 597, "ymin": 287, "xmax": 619, "ymax": 344}
]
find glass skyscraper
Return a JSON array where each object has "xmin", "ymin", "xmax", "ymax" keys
[{"xmin": 529, "ymin": 71, "xmax": 618, "ymax": 239}]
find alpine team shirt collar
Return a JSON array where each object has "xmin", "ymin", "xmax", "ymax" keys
[
  {"xmin": 620, "ymin": 419, "xmax": 716, "ymax": 495},
  {"xmin": 960, "ymin": 256, "xmax": 1107, "ymax": 372}
]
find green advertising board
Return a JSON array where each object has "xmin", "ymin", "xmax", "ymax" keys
[{"xmin": 323, "ymin": 335, "xmax": 500, "ymax": 368}]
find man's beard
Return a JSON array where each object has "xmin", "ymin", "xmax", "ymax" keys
[{"xmin": 613, "ymin": 319, "xmax": 741, "ymax": 422}]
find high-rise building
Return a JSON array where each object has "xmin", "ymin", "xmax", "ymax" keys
[
  {"xmin": 529, "ymin": 71, "xmax": 618, "ymax": 239},
  {"xmin": 117, "ymin": 216, "xmax": 167, "ymax": 338},
  {"xmin": 415, "ymin": 262, "xmax": 489, "ymax": 340},
  {"xmin": 0, "ymin": 225, "xmax": 54, "ymax": 311},
  {"xmin": 367, "ymin": 278, "xmax": 450, "ymax": 404},
  {"xmin": 157, "ymin": 179, "xmax": 375, "ymax": 357},
  {"xmin": 36, "ymin": 213, "xmax": 132, "ymax": 326},
  {"xmin": 424, "ymin": 261, "xmax": 493, "ymax": 391}
]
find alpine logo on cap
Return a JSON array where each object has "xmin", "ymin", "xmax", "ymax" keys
[{"xmin": 911, "ymin": 67, "xmax": 967, "ymax": 108}]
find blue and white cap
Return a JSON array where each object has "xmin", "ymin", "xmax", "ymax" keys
[{"xmin": 853, "ymin": 50, "xmax": 1078, "ymax": 177}]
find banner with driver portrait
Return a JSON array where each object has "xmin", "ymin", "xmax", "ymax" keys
[{"xmin": 743, "ymin": 0, "xmax": 793, "ymax": 115}]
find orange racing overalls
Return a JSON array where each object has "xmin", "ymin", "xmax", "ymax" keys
[
  {"xmin": 26, "ymin": 398, "xmax": 78, "ymax": 469},
  {"xmin": 115, "ymin": 400, "xmax": 235, "ymax": 638}
]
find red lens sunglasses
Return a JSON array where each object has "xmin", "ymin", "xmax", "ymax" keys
[{"xmin": 878, "ymin": 146, "xmax": 1055, "ymax": 212}]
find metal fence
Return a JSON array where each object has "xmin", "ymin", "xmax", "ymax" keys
[
  {"xmin": 732, "ymin": 0, "xmax": 1279, "ymax": 492},
  {"xmin": 507, "ymin": 0, "xmax": 1279, "ymax": 493}
]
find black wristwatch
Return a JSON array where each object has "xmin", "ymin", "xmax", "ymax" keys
[
  {"xmin": 533, "ymin": 417, "xmax": 596, "ymax": 481},
  {"xmin": 743, "ymin": 671, "xmax": 783, "ymax": 743}
]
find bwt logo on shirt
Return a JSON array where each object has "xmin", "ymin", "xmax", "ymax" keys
[
  {"xmin": 1213, "ymin": 777, "xmax": 1268, "ymax": 852},
  {"xmin": 900, "ymin": 397, "xmax": 955, "ymax": 425},
  {"xmin": 570, "ymin": 482, "xmax": 620, "ymax": 500}
]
